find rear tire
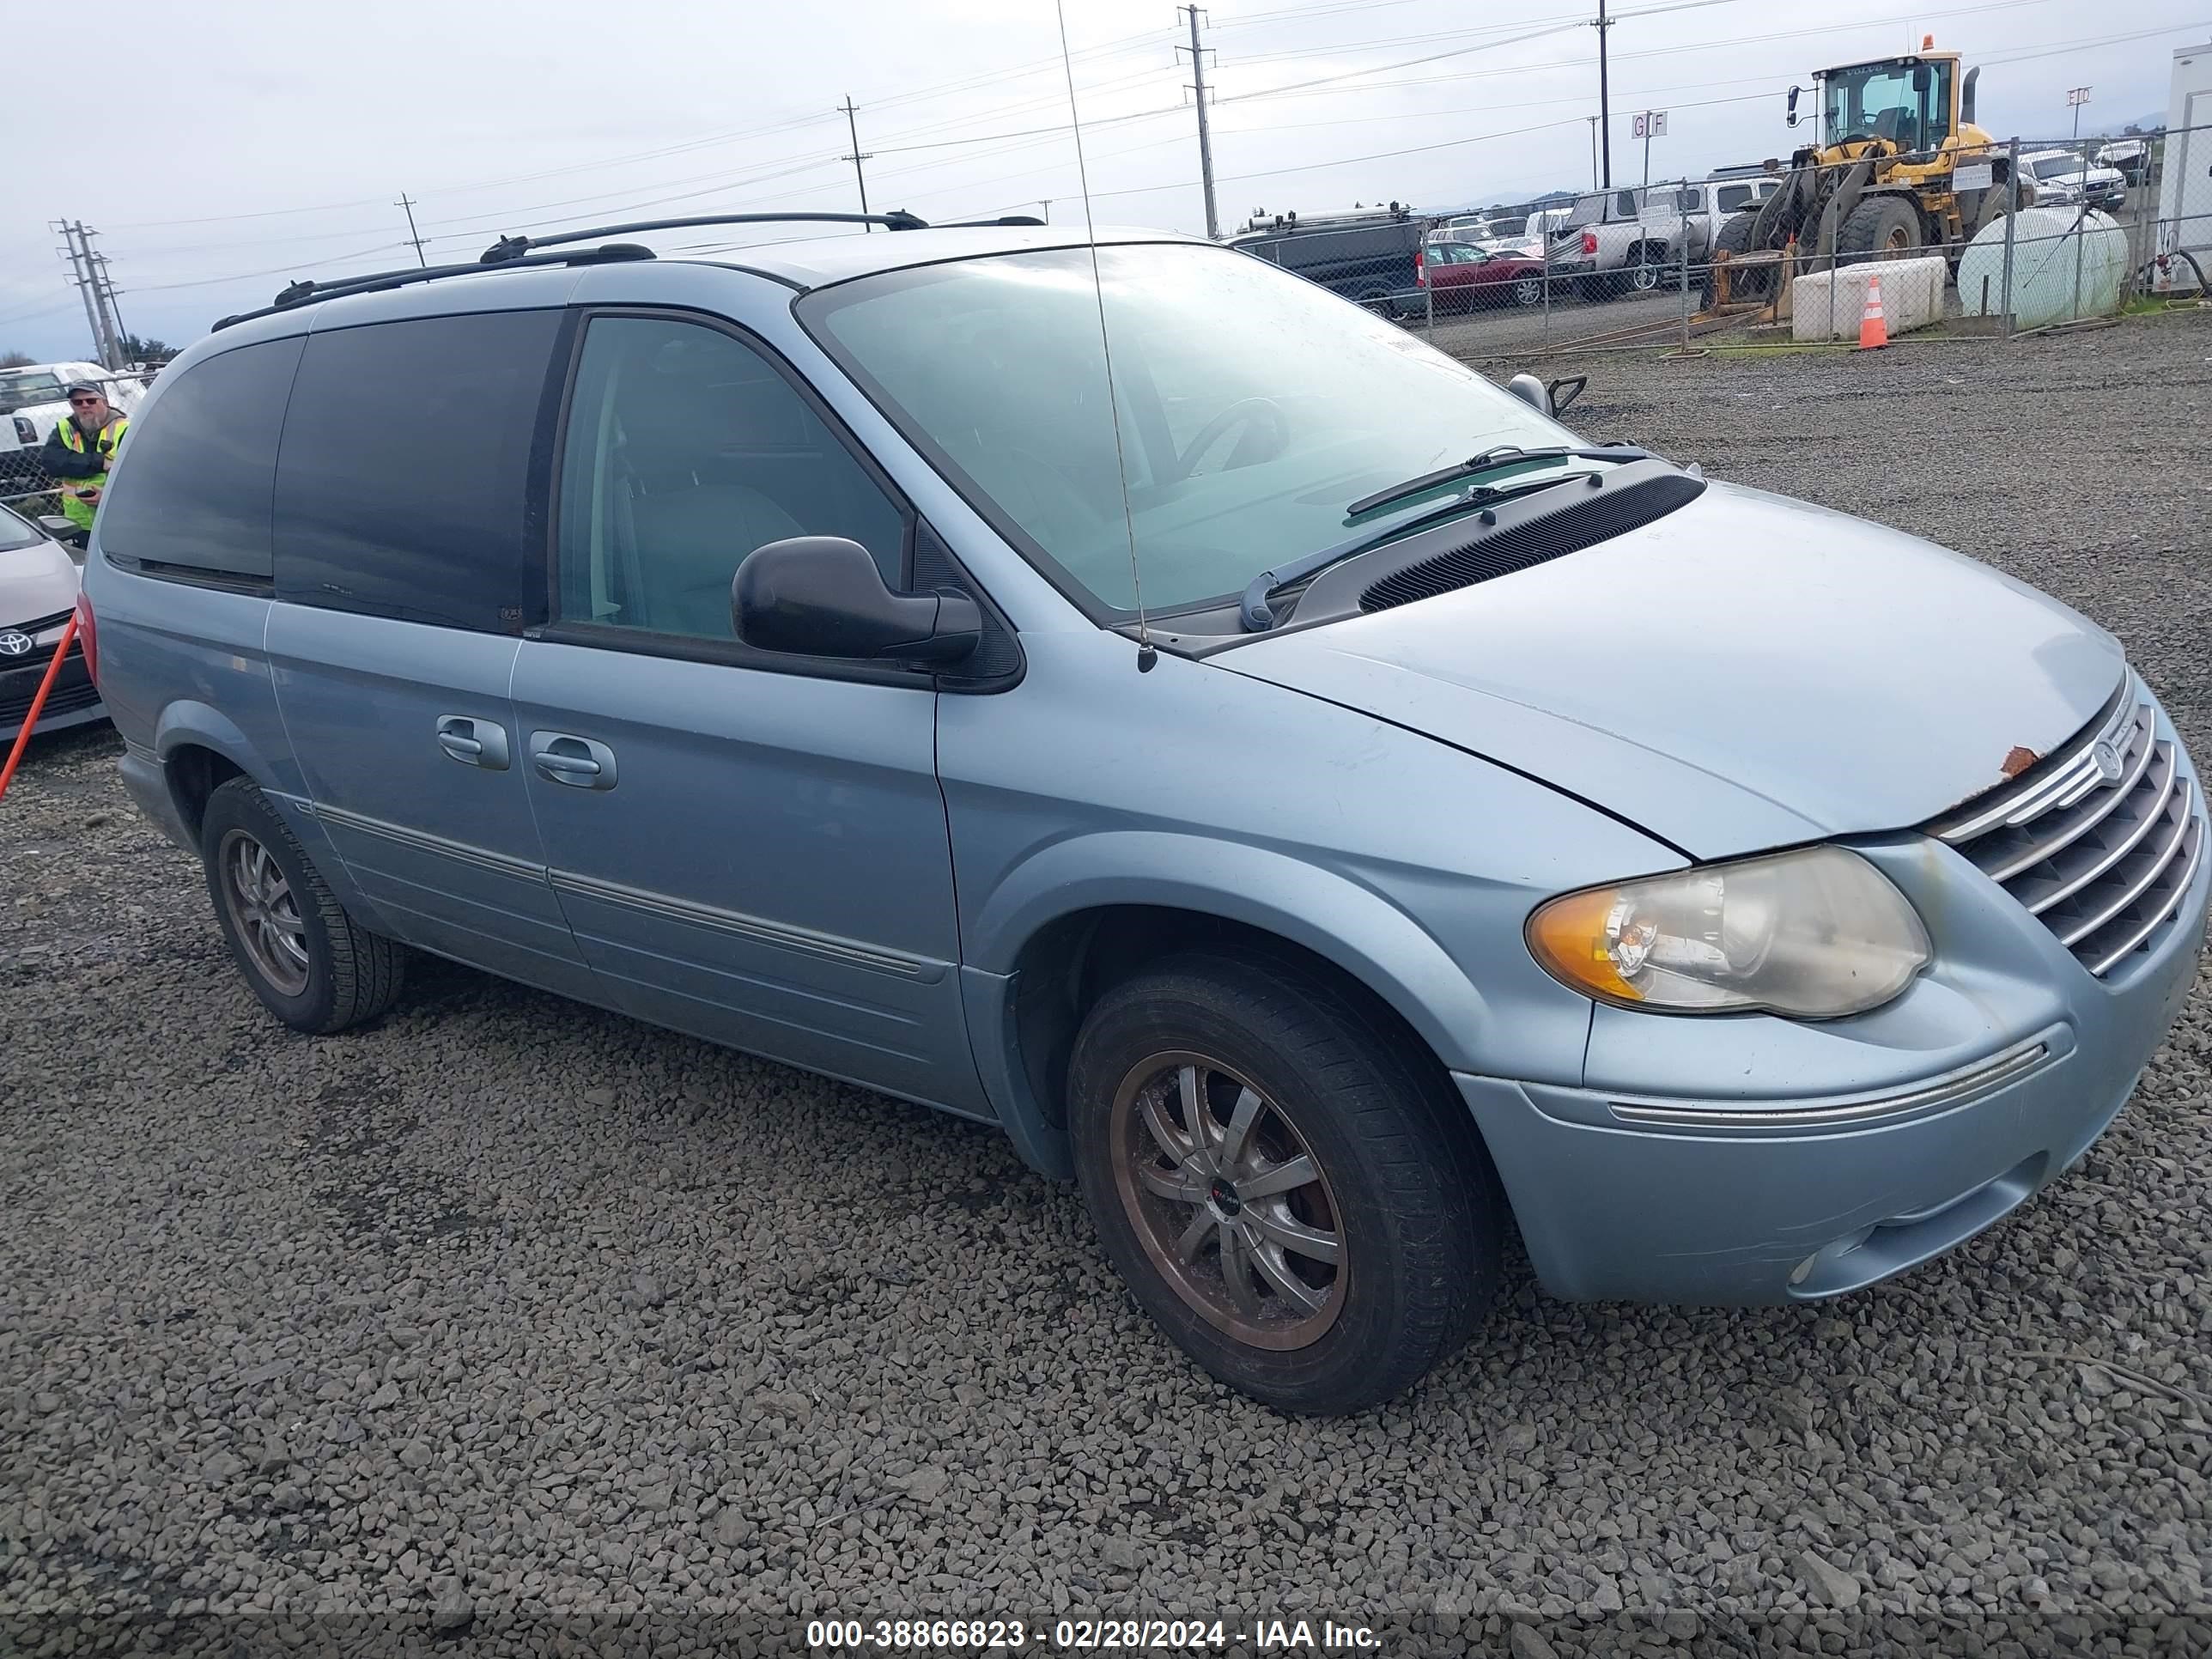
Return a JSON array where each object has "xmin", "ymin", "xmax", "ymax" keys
[
  {"xmin": 200, "ymin": 777, "xmax": 405, "ymax": 1035},
  {"xmin": 1836, "ymin": 195, "xmax": 1924, "ymax": 265},
  {"xmin": 1512, "ymin": 276, "xmax": 1544, "ymax": 307},
  {"xmin": 1067, "ymin": 949, "xmax": 1504, "ymax": 1415}
]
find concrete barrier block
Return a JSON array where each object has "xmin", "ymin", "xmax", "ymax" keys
[{"xmin": 1790, "ymin": 256, "xmax": 1947, "ymax": 342}]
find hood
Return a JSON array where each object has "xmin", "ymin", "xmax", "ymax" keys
[
  {"xmin": 1220, "ymin": 480, "xmax": 2124, "ymax": 859},
  {"xmin": 0, "ymin": 535, "xmax": 82, "ymax": 633}
]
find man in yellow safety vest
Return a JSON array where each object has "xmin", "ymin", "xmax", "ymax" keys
[{"xmin": 42, "ymin": 380, "xmax": 130, "ymax": 533}]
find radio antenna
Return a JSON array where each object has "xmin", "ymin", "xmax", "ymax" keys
[{"xmin": 1054, "ymin": 0, "xmax": 1157, "ymax": 672}]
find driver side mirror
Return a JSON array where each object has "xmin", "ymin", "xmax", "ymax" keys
[
  {"xmin": 1505, "ymin": 373, "xmax": 1586, "ymax": 416},
  {"xmin": 732, "ymin": 536, "xmax": 980, "ymax": 665},
  {"xmin": 1786, "ymin": 85, "xmax": 1801, "ymax": 128},
  {"xmin": 1911, "ymin": 64, "xmax": 1931, "ymax": 94}
]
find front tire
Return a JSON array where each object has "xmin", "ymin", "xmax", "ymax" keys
[
  {"xmin": 1067, "ymin": 950, "xmax": 1504, "ymax": 1414},
  {"xmin": 200, "ymin": 777, "xmax": 405, "ymax": 1034},
  {"xmin": 1836, "ymin": 194, "xmax": 1924, "ymax": 264}
]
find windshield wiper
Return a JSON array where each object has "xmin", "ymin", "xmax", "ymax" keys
[
  {"xmin": 1346, "ymin": 445, "xmax": 1642, "ymax": 518},
  {"xmin": 1237, "ymin": 444, "xmax": 1652, "ymax": 631}
]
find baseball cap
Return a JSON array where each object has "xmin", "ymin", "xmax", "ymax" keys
[{"xmin": 64, "ymin": 381, "xmax": 104, "ymax": 399}]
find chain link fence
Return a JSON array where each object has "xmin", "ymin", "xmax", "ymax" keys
[{"xmin": 1231, "ymin": 127, "xmax": 2209, "ymax": 366}]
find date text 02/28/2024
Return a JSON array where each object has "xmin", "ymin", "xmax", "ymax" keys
[{"xmin": 805, "ymin": 1618, "xmax": 1384, "ymax": 1650}]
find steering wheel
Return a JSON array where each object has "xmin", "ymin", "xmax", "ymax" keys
[{"xmin": 1173, "ymin": 397, "xmax": 1288, "ymax": 481}]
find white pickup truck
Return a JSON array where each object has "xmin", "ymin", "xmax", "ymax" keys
[
  {"xmin": 0, "ymin": 362, "xmax": 149, "ymax": 495},
  {"xmin": 1547, "ymin": 177, "xmax": 1779, "ymax": 300}
]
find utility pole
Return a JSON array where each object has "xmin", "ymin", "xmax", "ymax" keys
[
  {"xmin": 55, "ymin": 222, "xmax": 123, "ymax": 368},
  {"xmin": 82, "ymin": 225, "xmax": 124, "ymax": 368},
  {"xmin": 396, "ymin": 194, "xmax": 428, "ymax": 266},
  {"xmin": 56, "ymin": 222, "xmax": 106, "ymax": 367},
  {"xmin": 1586, "ymin": 116, "xmax": 1599, "ymax": 188},
  {"xmin": 1595, "ymin": 0, "xmax": 1613, "ymax": 188},
  {"xmin": 1178, "ymin": 5, "xmax": 1221, "ymax": 240},
  {"xmin": 1037, "ymin": 199, "xmax": 1053, "ymax": 222},
  {"xmin": 839, "ymin": 97, "xmax": 873, "ymax": 230},
  {"xmin": 89, "ymin": 244, "xmax": 131, "ymax": 361}
]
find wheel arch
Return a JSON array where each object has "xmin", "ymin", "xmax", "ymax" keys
[
  {"xmin": 964, "ymin": 836, "xmax": 1496, "ymax": 1178},
  {"xmin": 152, "ymin": 702, "xmax": 272, "ymax": 842}
]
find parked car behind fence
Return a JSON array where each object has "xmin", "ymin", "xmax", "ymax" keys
[{"xmin": 1230, "ymin": 204, "xmax": 1429, "ymax": 317}]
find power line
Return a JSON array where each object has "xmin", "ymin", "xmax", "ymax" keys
[
  {"xmin": 1214, "ymin": 18, "xmax": 1589, "ymax": 102},
  {"xmin": 128, "ymin": 242, "xmax": 406, "ymax": 293},
  {"xmin": 93, "ymin": 27, "xmax": 1175, "ymax": 234},
  {"xmin": 1216, "ymin": 0, "xmax": 2057, "ymax": 103}
]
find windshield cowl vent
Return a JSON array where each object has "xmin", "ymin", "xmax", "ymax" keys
[{"xmin": 1357, "ymin": 471, "xmax": 1705, "ymax": 614}]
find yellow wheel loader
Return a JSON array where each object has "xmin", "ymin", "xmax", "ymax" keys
[{"xmin": 1705, "ymin": 42, "xmax": 2032, "ymax": 309}]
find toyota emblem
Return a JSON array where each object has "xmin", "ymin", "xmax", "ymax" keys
[
  {"xmin": 2090, "ymin": 738, "xmax": 2124, "ymax": 785},
  {"xmin": 0, "ymin": 630, "xmax": 33, "ymax": 658}
]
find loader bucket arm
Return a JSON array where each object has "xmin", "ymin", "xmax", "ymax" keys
[{"xmin": 1814, "ymin": 155, "xmax": 1877, "ymax": 265}]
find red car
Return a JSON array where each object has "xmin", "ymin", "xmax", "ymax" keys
[{"xmin": 1415, "ymin": 242, "xmax": 1550, "ymax": 312}]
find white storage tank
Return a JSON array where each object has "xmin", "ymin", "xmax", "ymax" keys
[{"xmin": 1956, "ymin": 207, "xmax": 2129, "ymax": 328}]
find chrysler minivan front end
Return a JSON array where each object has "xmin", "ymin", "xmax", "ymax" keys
[{"xmin": 1480, "ymin": 673, "xmax": 2205, "ymax": 1304}]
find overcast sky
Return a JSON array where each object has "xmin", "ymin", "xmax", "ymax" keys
[{"xmin": 0, "ymin": 0, "xmax": 2200, "ymax": 361}]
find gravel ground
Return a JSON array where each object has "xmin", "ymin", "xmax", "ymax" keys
[{"xmin": 4, "ymin": 311, "xmax": 2211, "ymax": 1659}]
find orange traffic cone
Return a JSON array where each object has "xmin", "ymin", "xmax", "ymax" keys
[{"xmin": 1857, "ymin": 270, "xmax": 1889, "ymax": 349}]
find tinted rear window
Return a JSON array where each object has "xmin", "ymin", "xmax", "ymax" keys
[
  {"xmin": 98, "ymin": 337, "xmax": 304, "ymax": 580},
  {"xmin": 272, "ymin": 309, "xmax": 560, "ymax": 631}
]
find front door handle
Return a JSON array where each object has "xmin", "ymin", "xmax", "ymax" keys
[
  {"xmin": 529, "ymin": 731, "xmax": 618, "ymax": 790},
  {"xmin": 436, "ymin": 714, "xmax": 510, "ymax": 770}
]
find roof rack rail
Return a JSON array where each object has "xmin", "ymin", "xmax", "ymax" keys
[
  {"xmin": 939, "ymin": 215, "xmax": 1047, "ymax": 228},
  {"xmin": 478, "ymin": 209, "xmax": 927, "ymax": 264},
  {"xmin": 208, "ymin": 208, "xmax": 975, "ymax": 335},
  {"xmin": 210, "ymin": 242, "xmax": 654, "ymax": 333}
]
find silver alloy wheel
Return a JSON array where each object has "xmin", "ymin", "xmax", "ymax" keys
[
  {"xmin": 1514, "ymin": 276, "xmax": 1543, "ymax": 307},
  {"xmin": 219, "ymin": 829, "xmax": 310, "ymax": 997},
  {"xmin": 1109, "ymin": 1051, "xmax": 1346, "ymax": 1350},
  {"xmin": 1632, "ymin": 258, "xmax": 1661, "ymax": 291}
]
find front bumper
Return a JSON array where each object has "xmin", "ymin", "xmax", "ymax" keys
[
  {"xmin": 1460, "ymin": 776, "xmax": 2210, "ymax": 1307},
  {"xmin": 1, "ymin": 639, "xmax": 103, "ymax": 741}
]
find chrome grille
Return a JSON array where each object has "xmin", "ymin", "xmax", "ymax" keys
[{"xmin": 1931, "ymin": 676, "xmax": 2205, "ymax": 979}]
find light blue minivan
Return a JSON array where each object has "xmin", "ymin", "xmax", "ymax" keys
[{"xmin": 81, "ymin": 214, "xmax": 2208, "ymax": 1413}]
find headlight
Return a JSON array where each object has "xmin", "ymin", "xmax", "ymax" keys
[{"xmin": 1525, "ymin": 846, "xmax": 1929, "ymax": 1018}]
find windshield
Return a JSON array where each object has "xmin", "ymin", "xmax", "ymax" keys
[
  {"xmin": 802, "ymin": 243, "xmax": 1571, "ymax": 616},
  {"xmin": 1821, "ymin": 58, "xmax": 1952, "ymax": 149},
  {"xmin": 2030, "ymin": 155, "xmax": 2077, "ymax": 179},
  {"xmin": 0, "ymin": 371, "xmax": 64, "ymax": 413},
  {"xmin": 0, "ymin": 505, "xmax": 46, "ymax": 551}
]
